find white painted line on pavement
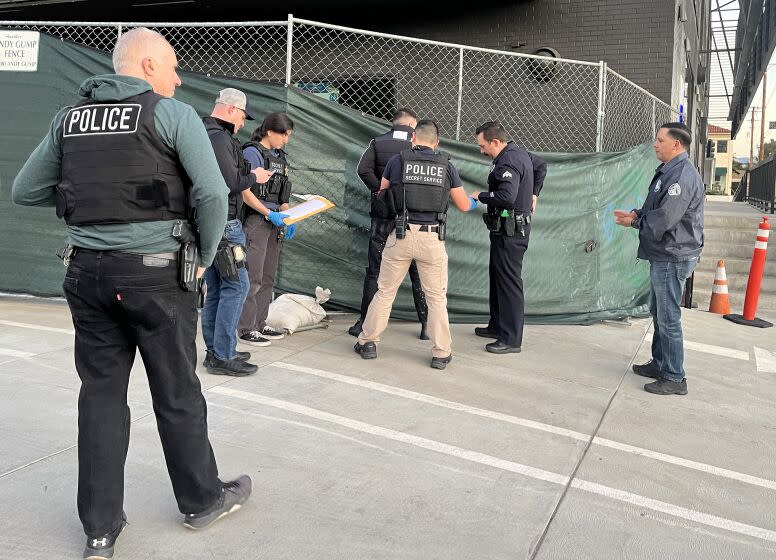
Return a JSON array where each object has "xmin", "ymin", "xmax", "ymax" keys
[
  {"xmin": 211, "ymin": 385, "xmax": 776, "ymax": 544},
  {"xmin": 210, "ymin": 385, "xmax": 569, "ymax": 486},
  {"xmin": 0, "ymin": 347, "xmax": 36, "ymax": 358},
  {"xmin": 273, "ymin": 362, "xmax": 590, "ymax": 442},
  {"xmin": 754, "ymin": 346, "xmax": 776, "ymax": 374},
  {"xmin": 591, "ymin": 438, "xmax": 776, "ymax": 491},
  {"xmin": 644, "ymin": 333, "xmax": 749, "ymax": 361},
  {"xmin": 272, "ymin": 362, "xmax": 776, "ymax": 492},
  {"xmin": 571, "ymin": 479, "xmax": 776, "ymax": 543},
  {"xmin": 0, "ymin": 320, "xmax": 74, "ymax": 335}
]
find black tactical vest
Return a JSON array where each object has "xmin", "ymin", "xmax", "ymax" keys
[
  {"xmin": 396, "ymin": 149, "xmax": 451, "ymax": 217},
  {"xmin": 374, "ymin": 125, "xmax": 413, "ymax": 178},
  {"xmin": 56, "ymin": 91, "xmax": 190, "ymax": 226},
  {"xmin": 243, "ymin": 141, "xmax": 292, "ymax": 207},
  {"xmin": 370, "ymin": 126, "xmax": 413, "ymax": 220}
]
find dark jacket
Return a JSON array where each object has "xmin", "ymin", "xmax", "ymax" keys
[
  {"xmin": 633, "ymin": 152, "xmax": 704, "ymax": 262},
  {"xmin": 477, "ymin": 142, "xmax": 534, "ymax": 213},
  {"xmin": 202, "ymin": 116, "xmax": 256, "ymax": 220},
  {"xmin": 357, "ymin": 124, "xmax": 414, "ymax": 218}
]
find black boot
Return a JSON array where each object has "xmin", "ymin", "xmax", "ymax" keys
[
  {"xmin": 348, "ymin": 319, "xmax": 363, "ymax": 338},
  {"xmin": 419, "ymin": 322, "xmax": 430, "ymax": 340}
]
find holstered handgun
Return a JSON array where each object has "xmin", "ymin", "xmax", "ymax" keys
[{"xmin": 171, "ymin": 220, "xmax": 200, "ymax": 292}]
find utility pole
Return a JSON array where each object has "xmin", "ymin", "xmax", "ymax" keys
[
  {"xmin": 760, "ymin": 72, "xmax": 768, "ymax": 162},
  {"xmin": 751, "ymin": 107, "xmax": 756, "ymax": 168}
]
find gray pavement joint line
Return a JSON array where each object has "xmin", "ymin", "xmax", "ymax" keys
[
  {"xmin": 0, "ymin": 410, "xmax": 155, "ymax": 480},
  {"xmin": 526, "ymin": 324, "xmax": 646, "ymax": 559},
  {"xmin": 210, "ymin": 384, "xmax": 776, "ymax": 545},
  {"xmin": 270, "ymin": 361, "xmax": 776, "ymax": 492}
]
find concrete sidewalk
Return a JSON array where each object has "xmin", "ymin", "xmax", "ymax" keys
[{"xmin": 1, "ymin": 296, "xmax": 775, "ymax": 559}]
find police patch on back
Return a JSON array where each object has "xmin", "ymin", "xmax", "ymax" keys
[
  {"xmin": 402, "ymin": 161, "xmax": 446, "ymax": 186},
  {"xmin": 63, "ymin": 104, "xmax": 142, "ymax": 137}
]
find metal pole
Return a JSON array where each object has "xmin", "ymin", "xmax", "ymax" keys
[
  {"xmin": 117, "ymin": 24, "xmax": 122, "ymax": 39},
  {"xmin": 751, "ymin": 107, "xmax": 756, "ymax": 168},
  {"xmin": 760, "ymin": 71, "xmax": 768, "ymax": 162},
  {"xmin": 652, "ymin": 98, "xmax": 656, "ymax": 136},
  {"xmin": 456, "ymin": 48, "xmax": 464, "ymax": 141},
  {"xmin": 285, "ymin": 14, "xmax": 294, "ymax": 86},
  {"xmin": 595, "ymin": 61, "xmax": 607, "ymax": 152}
]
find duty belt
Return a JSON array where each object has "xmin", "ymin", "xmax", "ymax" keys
[{"xmin": 406, "ymin": 223, "xmax": 439, "ymax": 233}]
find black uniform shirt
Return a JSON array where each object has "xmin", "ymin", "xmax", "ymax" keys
[
  {"xmin": 478, "ymin": 141, "xmax": 534, "ymax": 213},
  {"xmin": 383, "ymin": 146, "xmax": 463, "ymax": 225}
]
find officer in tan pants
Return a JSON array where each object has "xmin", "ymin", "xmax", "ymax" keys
[{"xmin": 354, "ymin": 120, "xmax": 478, "ymax": 369}]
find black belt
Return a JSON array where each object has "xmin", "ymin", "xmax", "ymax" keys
[
  {"xmin": 72, "ymin": 247, "xmax": 178, "ymax": 266},
  {"xmin": 406, "ymin": 224, "xmax": 439, "ymax": 232}
]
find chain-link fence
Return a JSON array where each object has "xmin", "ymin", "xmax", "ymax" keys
[{"xmin": 1, "ymin": 16, "xmax": 676, "ymax": 152}]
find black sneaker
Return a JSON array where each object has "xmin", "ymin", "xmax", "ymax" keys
[
  {"xmin": 348, "ymin": 320, "xmax": 362, "ymax": 338},
  {"xmin": 632, "ymin": 359, "xmax": 662, "ymax": 379},
  {"xmin": 419, "ymin": 323, "xmax": 430, "ymax": 341},
  {"xmin": 203, "ymin": 351, "xmax": 249, "ymax": 368},
  {"xmin": 206, "ymin": 356, "xmax": 258, "ymax": 377},
  {"xmin": 430, "ymin": 354, "xmax": 452, "ymax": 369},
  {"xmin": 238, "ymin": 331, "xmax": 271, "ymax": 347},
  {"xmin": 354, "ymin": 341, "xmax": 377, "ymax": 359},
  {"xmin": 644, "ymin": 378, "xmax": 688, "ymax": 395},
  {"xmin": 260, "ymin": 326, "xmax": 285, "ymax": 340},
  {"xmin": 183, "ymin": 475, "xmax": 252, "ymax": 530},
  {"xmin": 474, "ymin": 327, "xmax": 499, "ymax": 339},
  {"xmin": 83, "ymin": 514, "xmax": 127, "ymax": 560}
]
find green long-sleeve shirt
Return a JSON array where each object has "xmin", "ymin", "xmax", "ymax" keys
[{"xmin": 11, "ymin": 74, "xmax": 228, "ymax": 266}]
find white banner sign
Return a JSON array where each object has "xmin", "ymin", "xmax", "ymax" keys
[{"xmin": 0, "ymin": 31, "xmax": 39, "ymax": 72}]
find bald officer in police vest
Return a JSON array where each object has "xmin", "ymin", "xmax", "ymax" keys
[
  {"xmin": 12, "ymin": 27, "xmax": 250, "ymax": 559},
  {"xmin": 354, "ymin": 120, "xmax": 477, "ymax": 369}
]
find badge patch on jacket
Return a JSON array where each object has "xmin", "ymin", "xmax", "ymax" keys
[
  {"xmin": 654, "ymin": 179, "xmax": 662, "ymax": 192},
  {"xmin": 502, "ymin": 171, "xmax": 513, "ymax": 178},
  {"xmin": 668, "ymin": 183, "xmax": 681, "ymax": 196}
]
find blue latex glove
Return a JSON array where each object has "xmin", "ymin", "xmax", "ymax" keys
[
  {"xmin": 469, "ymin": 196, "xmax": 478, "ymax": 211},
  {"xmin": 286, "ymin": 224, "xmax": 296, "ymax": 240},
  {"xmin": 267, "ymin": 211, "xmax": 289, "ymax": 227}
]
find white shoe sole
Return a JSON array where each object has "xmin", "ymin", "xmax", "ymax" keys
[
  {"xmin": 183, "ymin": 503, "xmax": 242, "ymax": 531},
  {"xmin": 259, "ymin": 332, "xmax": 285, "ymax": 340},
  {"xmin": 238, "ymin": 338, "xmax": 271, "ymax": 347}
]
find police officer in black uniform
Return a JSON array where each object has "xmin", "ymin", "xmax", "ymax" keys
[
  {"xmin": 472, "ymin": 121, "xmax": 536, "ymax": 354},
  {"xmin": 350, "ymin": 107, "xmax": 429, "ymax": 340}
]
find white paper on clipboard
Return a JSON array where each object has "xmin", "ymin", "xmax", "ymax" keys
[{"xmin": 282, "ymin": 195, "xmax": 335, "ymax": 225}]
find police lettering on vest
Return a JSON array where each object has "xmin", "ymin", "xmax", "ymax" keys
[
  {"xmin": 402, "ymin": 161, "xmax": 446, "ymax": 185},
  {"xmin": 56, "ymin": 91, "xmax": 191, "ymax": 226},
  {"xmin": 62, "ymin": 104, "xmax": 141, "ymax": 137},
  {"xmin": 397, "ymin": 149, "xmax": 452, "ymax": 215}
]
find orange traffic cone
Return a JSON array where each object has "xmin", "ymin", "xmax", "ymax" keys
[{"xmin": 709, "ymin": 259, "xmax": 731, "ymax": 314}]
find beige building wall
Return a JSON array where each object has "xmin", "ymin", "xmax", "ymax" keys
[{"xmin": 709, "ymin": 129, "xmax": 734, "ymax": 195}]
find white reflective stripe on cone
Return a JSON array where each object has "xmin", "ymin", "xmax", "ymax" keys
[
  {"xmin": 712, "ymin": 284, "xmax": 729, "ymax": 294},
  {"xmin": 715, "ymin": 267, "xmax": 727, "ymax": 280},
  {"xmin": 755, "ymin": 240, "xmax": 768, "ymax": 250},
  {"xmin": 757, "ymin": 228, "xmax": 770, "ymax": 238}
]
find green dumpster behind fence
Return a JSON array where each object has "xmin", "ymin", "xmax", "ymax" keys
[{"xmin": 0, "ymin": 33, "xmax": 656, "ymax": 324}]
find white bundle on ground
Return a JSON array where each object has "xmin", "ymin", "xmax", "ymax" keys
[{"xmin": 265, "ymin": 287, "xmax": 331, "ymax": 334}]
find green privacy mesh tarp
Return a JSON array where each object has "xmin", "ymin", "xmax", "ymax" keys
[{"xmin": 0, "ymin": 33, "xmax": 654, "ymax": 324}]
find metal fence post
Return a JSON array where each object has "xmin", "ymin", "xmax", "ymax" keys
[
  {"xmin": 456, "ymin": 48, "xmax": 464, "ymax": 141},
  {"xmin": 285, "ymin": 14, "xmax": 294, "ymax": 86},
  {"xmin": 652, "ymin": 98, "xmax": 656, "ymax": 136},
  {"xmin": 117, "ymin": 24, "xmax": 122, "ymax": 39},
  {"xmin": 595, "ymin": 61, "xmax": 607, "ymax": 152}
]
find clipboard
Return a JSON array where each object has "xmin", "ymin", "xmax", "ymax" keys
[{"xmin": 281, "ymin": 195, "xmax": 336, "ymax": 225}]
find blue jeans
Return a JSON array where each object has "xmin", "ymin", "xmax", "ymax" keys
[
  {"xmin": 201, "ymin": 219, "xmax": 250, "ymax": 361},
  {"xmin": 649, "ymin": 258, "xmax": 697, "ymax": 382}
]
